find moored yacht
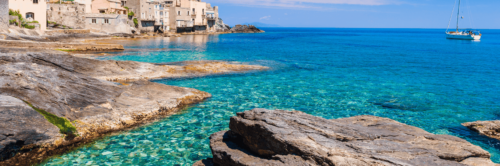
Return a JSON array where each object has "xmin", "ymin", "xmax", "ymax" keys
[
  {"xmin": 446, "ymin": 0, "xmax": 481, "ymax": 40},
  {"xmin": 446, "ymin": 30, "xmax": 481, "ymax": 40}
]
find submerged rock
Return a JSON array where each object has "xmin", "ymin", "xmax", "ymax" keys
[
  {"xmin": 368, "ymin": 96, "xmax": 431, "ymax": 111},
  {"xmin": 463, "ymin": 121, "xmax": 500, "ymax": 141},
  {"xmin": 196, "ymin": 109, "xmax": 497, "ymax": 166}
]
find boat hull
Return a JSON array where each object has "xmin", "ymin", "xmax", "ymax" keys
[{"xmin": 446, "ymin": 34, "xmax": 481, "ymax": 40}]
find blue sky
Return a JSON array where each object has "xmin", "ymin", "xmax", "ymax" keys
[{"xmin": 207, "ymin": 0, "xmax": 500, "ymax": 29}]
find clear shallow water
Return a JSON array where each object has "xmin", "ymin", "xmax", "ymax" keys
[{"xmin": 43, "ymin": 28, "xmax": 500, "ymax": 165}]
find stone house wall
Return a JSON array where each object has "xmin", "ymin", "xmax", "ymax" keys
[
  {"xmin": 0, "ymin": 0, "xmax": 8, "ymax": 30},
  {"xmin": 47, "ymin": 3, "xmax": 87, "ymax": 29},
  {"xmin": 85, "ymin": 14, "xmax": 131, "ymax": 34}
]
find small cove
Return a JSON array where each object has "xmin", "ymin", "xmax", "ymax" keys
[{"xmin": 42, "ymin": 28, "xmax": 500, "ymax": 165}]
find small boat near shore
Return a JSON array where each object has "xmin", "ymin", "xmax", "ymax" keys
[{"xmin": 446, "ymin": 0, "xmax": 481, "ymax": 40}]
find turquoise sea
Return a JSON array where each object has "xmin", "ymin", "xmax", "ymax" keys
[{"xmin": 43, "ymin": 28, "xmax": 500, "ymax": 165}]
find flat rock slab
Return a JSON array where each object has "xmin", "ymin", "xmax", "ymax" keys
[
  {"xmin": 199, "ymin": 109, "xmax": 498, "ymax": 166},
  {"xmin": 463, "ymin": 121, "xmax": 500, "ymax": 141},
  {"xmin": 0, "ymin": 52, "xmax": 268, "ymax": 82}
]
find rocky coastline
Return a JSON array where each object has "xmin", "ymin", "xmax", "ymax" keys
[
  {"xmin": 195, "ymin": 109, "xmax": 498, "ymax": 166},
  {"xmin": 0, "ymin": 49, "xmax": 268, "ymax": 165},
  {"xmin": 230, "ymin": 25, "xmax": 265, "ymax": 33},
  {"xmin": 463, "ymin": 121, "xmax": 500, "ymax": 141}
]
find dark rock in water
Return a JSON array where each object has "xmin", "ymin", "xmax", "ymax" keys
[
  {"xmin": 463, "ymin": 121, "xmax": 500, "ymax": 141},
  {"xmin": 230, "ymin": 25, "xmax": 264, "ymax": 33},
  {"xmin": 192, "ymin": 158, "xmax": 215, "ymax": 166},
  {"xmin": 0, "ymin": 95, "xmax": 60, "ymax": 161},
  {"xmin": 195, "ymin": 109, "xmax": 496, "ymax": 166},
  {"xmin": 368, "ymin": 96, "xmax": 431, "ymax": 111}
]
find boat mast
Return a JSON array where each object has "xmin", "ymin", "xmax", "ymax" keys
[{"xmin": 456, "ymin": 0, "xmax": 461, "ymax": 32}]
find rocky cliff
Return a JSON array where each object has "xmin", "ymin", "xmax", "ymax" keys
[
  {"xmin": 0, "ymin": 50, "xmax": 267, "ymax": 165},
  {"xmin": 195, "ymin": 109, "xmax": 497, "ymax": 166}
]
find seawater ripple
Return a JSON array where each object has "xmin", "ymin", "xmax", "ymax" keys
[{"xmin": 42, "ymin": 28, "xmax": 500, "ymax": 165}]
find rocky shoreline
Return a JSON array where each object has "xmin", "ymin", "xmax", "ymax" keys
[
  {"xmin": 463, "ymin": 121, "xmax": 500, "ymax": 141},
  {"xmin": 195, "ymin": 109, "xmax": 498, "ymax": 166},
  {"xmin": 0, "ymin": 50, "xmax": 268, "ymax": 165}
]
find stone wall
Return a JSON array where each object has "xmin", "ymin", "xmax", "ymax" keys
[
  {"xmin": 85, "ymin": 14, "xmax": 132, "ymax": 34},
  {"xmin": 47, "ymin": 3, "xmax": 87, "ymax": 29},
  {"xmin": 0, "ymin": 0, "xmax": 8, "ymax": 30}
]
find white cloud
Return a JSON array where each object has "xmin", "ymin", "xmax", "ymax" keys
[
  {"xmin": 208, "ymin": 0, "xmax": 400, "ymax": 8},
  {"xmin": 260, "ymin": 15, "xmax": 272, "ymax": 20}
]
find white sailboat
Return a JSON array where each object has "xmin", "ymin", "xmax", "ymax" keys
[{"xmin": 446, "ymin": 0, "xmax": 481, "ymax": 40}]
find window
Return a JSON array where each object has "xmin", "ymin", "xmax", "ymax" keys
[
  {"xmin": 100, "ymin": 10, "xmax": 105, "ymax": 13},
  {"xmin": 26, "ymin": 12, "xmax": 34, "ymax": 19},
  {"xmin": 177, "ymin": 11, "xmax": 180, "ymax": 16},
  {"xmin": 192, "ymin": 8, "xmax": 195, "ymax": 12},
  {"xmin": 92, "ymin": 19, "xmax": 96, "ymax": 23},
  {"xmin": 105, "ymin": 19, "xmax": 109, "ymax": 24},
  {"xmin": 187, "ymin": 11, "xmax": 189, "ymax": 15},
  {"xmin": 33, "ymin": 0, "xmax": 38, "ymax": 4}
]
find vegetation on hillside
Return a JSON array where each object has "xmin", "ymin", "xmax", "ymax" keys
[{"xmin": 133, "ymin": 18, "xmax": 138, "ymax": 27}]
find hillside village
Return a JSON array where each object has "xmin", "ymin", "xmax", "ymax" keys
[{"xmin": 1, "ymin": 0, "xmax": 233, "ymax": 35}]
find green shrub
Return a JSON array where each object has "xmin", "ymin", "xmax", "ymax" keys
[
  {"xmin": 124, "ymin": 6, "xmax": 129, "ymax": 10},
  {"xmin": 24, "ymin": 101, "xmax": 78, "ymax": 135},
  {"xmin": 133, "ymin": 18, "xmax": 138, "ymax": 27},
  {"xmin": 128, "ymin": 11, "xmax": 135, "ymax": 17},
  {"xmin": 24, "ymin": 25, "xmax": 35, "ymax": 29},
  {"xmin": 30, "ymin": 21, "xmax": 39, "ymax": 23},
  {"xmin": 9, "ymin": 20, "xmax": 15, "ymax": 24},
  {"xmin": 9, "ymin": 9, "xmax": 23, "ymax": 22}
]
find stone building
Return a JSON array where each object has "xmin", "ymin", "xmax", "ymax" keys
[
  {"xmin": 91, "ymin": 0, "xmax": 127, "ymax": 14},
  {"xmin": 127, "ymin": 0, "xmax": 177, "ymax": 33},
  {"xmin": 0, "ymin": 0, "xmax": 8, "ymax": 30},
  {"xmin": 8, "ymin": 0, "xmax": 47, "ymax": 30},
  {"xmin": 73, "ymin": 0, "xmax": 92, "ymax": 14},
  {"xmin": 126, "ymin": 0, "xmax": 218, "ymax": 33},
  {"xmin": 85, "ymin": 13, "xmax": 131, "ymax": 33},
  {"xmin": 47, "ymin": 3, "xmax": 87, "ymax": 29},
  {"xmin": 206, "ymin": 4, "xmax": 218, "ymax": 32}
]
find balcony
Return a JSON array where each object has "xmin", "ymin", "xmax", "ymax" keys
[
  {"xmin": 191, "ymin": 12, "xmax": 197, "ymax": 19},
  {"xmin": 206, "ymin": 16, "xmax": 216, "ymax": 20}
]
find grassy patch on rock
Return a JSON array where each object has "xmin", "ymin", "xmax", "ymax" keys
[
  {"xmin": 24, "ymin": 101, "xmax": 78, "ymax": 135},
  {"xmin": 55, "ymin": 49, "xmax": 77, "ymax": 52}
]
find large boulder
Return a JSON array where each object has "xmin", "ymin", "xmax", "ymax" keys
[
  {"xmin": 463, "ymin": 121, "xmax": 500, "ymax": 141},
  {"xmin": 197, "ymin": 109, "xmax": 497, "ymax": 166}
]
